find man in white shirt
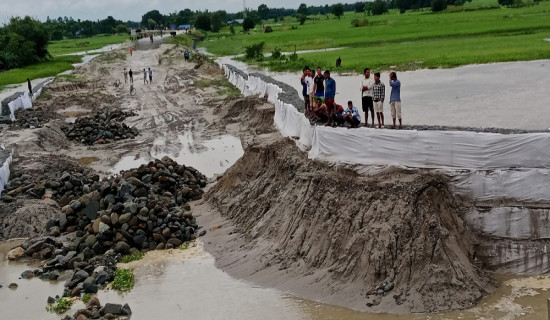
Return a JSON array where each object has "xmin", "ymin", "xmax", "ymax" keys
[
  {"xmin": 301, "ymin": 67, "xmax": 314, "ymax": 116},
  {"xmin": 360, "ymin": 68, "xmax": 375, "ymax": 127}
]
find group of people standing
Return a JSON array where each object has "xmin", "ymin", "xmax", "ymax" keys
[
  {"xmin": 301, "ymin": 66, "xmax": 402, "ymax": 129},
  {"xmin": 123, "ymin": 68, "xmax": 153, "ymax": 84}
]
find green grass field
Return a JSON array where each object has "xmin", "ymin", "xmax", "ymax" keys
[
  {"xmin": 201, "ymin": 0, "xmax": 550, "ymax": 71},
  {"xmin": 0, "ymin": 55, "xmax": 82, "ymax": 91},
  {"xmin": 0, "ymin": 35, "xmax": 129, "ymax": 91},
  {"xmin": 48, "ymin": 34, "xmax": 129, "ymax": 56}
]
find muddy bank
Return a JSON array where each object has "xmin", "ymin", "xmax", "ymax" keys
[{"xmin": 199, "ymin": 137, "xmax": 494, "ymax": 314}]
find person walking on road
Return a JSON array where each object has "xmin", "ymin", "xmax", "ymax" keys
[
  {"xmin": 148, "ymin": 68, "xmax": 153, "ymax": 83},
  {"xmin": 27, "ymin": 78, "xmax": 32, "ymax": 98},
  {"xmin": 389, "ymin": 72, "xmax": 402, "ymax": 129},
  {"xmin": 123, "ymin": 68, "xmax": 128, "ymax": 84},
  {"xmin": 373, "ymin": 72, "xmax": 386, "ymax": 129},
  {"xmin": 143, "ymin": 69, "xmax": 148, "ymax": 84},
  {"xmin": 361, "ymin": 68, "xmax": 375, "ymax": 127},
  {"xmin": 129, "ymin": 69, "xmax": 133, "ymax": 84},
  {"xmin": 130, "ymin": 48, "xmax": 133, "ymax": 57}
]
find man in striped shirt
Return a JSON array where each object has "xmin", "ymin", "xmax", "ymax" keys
[{"xmin": 372, "ymin": 72, "xmax": 385, "ymax": 129}]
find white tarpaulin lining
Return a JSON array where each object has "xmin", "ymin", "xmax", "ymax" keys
[
  {"xmin": 223, "ymin": 64, "xmax": 550, "ymax": 171},
  {"xmin": 0, "ymin": 147, "xmax": 12, "ymax": 196},
  {"xmin": 2, "ymin": 77, "xmax": 53, "ymax": 121}
]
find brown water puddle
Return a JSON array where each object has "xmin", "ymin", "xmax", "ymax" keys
[{"xmin": 2, "ymin": 239, "xmax": 550, "ymax": 320}]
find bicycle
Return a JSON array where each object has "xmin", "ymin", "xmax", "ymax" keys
[
  {"xmin": 129, "ymin": 84, "xmax": 136, "ymax": 96},
  {"xmin": 114, "ymin": 79, "xmax": 124, "ymax": 90}
]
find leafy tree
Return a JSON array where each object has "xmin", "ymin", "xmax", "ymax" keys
[
  {"xmin": 211, "ymin": 13, "xmax": 222, "ymax": 32},
  {"xmin": 297, "ymin": 3, "xmax": 308, "ymax": 15},
  {"xmin": 258, "ymin": 4, "xmax": 270, "ymax": 20},
  {"xmin": 498, "ymin": 0, "xmax": 514, "ymax": 6},
  {"xmin": 431, "ymin": 0, "xmax": 447, "ymax": 11},
  {"xmin": 332, "ymin": 3, "xmax": 345, "ymax": 19},
  {"xmin": 0, "ymin": 16, "xmax": 51, "ymax": 70},
  {"xmin": 115, "ymin": 24, "xmax": 129, "ymax": 34},
  {"xmin": 230, "ymin": 25, "xmax": 236, "ymax": 35},
  {"xmin": 298, "ymin": 14, "xmax": 307, "ymax": 25},
  {"xmin": 147, "ymin": 18, "xmax": 157, "ymax": 29},
  {"xmin": 141, "ymin": 10, "xmax": 164, "ymax": 28},
  {"xmin": 195, "ymin": 13, "xmax": 211, "ymax": 31},
  {"xmin": 372, "ymin": 0, "xmax": 389, "ymax": 15},
  {"xmin": 354, "ymin": 1, "xmax": 366, "ymax": 12},
  {"xmin": 243, "ymin": 17, "xmax": 256, "ymax": 31}
]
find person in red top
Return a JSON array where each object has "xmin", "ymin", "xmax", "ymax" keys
[{"xmin": 329, "ymin": 103, "xmax": 345, "ymax": 127}]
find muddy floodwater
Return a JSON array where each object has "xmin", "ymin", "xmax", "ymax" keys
[
  {"xmin": 2, "ymin": 239, "xmax": 550, "ymax": 320},
  {"xmin": 111, "ymin": 133, "xmax": 244, "ymax": 177}
]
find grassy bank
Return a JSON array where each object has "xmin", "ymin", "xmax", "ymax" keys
[
  {"xmin": 48, "ymin": 34, "xmax": 129, "ymax": 56},
  {"xmin": 0, "ymin": 55, "xmax": 82, "ymax": 91},
  {"xmin": 201, "ymin": 0, "xmax": 550, "ymax": 71},
  {"xmin": 0, "ymin": 34, "xmax": 129, "ymax": 91}
]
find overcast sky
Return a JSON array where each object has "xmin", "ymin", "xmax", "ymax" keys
[{"xmin": 0, "ymin": 0, "xmax": 347, "ymax": 24}]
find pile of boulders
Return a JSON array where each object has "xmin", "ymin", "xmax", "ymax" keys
[
  {"xmin": 7, "ymin": 107, "xmax": 59, "ymax": 129},
  {"xmin": 2, "ymin": 166, "xmax": 100, "ymax": 203},
  {"xmin": 62, "ymin": 108, "xmax": 138, "ymax": 145},
  {"xmin": 17, "ymin": 156, "xmax": 206, "ymax": 261},
  {"xmin": 6, "ymin": 157, "xmax": 207, "ymax": 318},
  {"xmin": 66, "ymin": 297, "xmax": 132, "ymax": 320}
]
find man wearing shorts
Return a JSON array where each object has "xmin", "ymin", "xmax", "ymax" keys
[
  {"xmin": 313, "ymin": 67, "xmax": 325, "ymax": 103},
  {"xmin": 389, "ymin": 72, "xmax": 402, "ymax": 129},
  {"xmin": 148, "ymin": 68, "xmax": 153, "ymax": 83},
  {"xmin": 360, "ymin": 68, "xmax": 375, "ymax": 127},
  {"xmin": 372, "ymin": 72, "xmax": 385, "ymax": 128},
  {"xmin": 123, "ymin": 68, "xmax": 128, "ymax": 84}
]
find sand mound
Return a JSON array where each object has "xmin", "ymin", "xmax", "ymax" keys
[
  {"xmin": 1, "ymin": 199, "xmax": 60, "ymax": 239},
  {"xmin": 204, "ymin": 138, "xmax": 494, "ymax": 314}
]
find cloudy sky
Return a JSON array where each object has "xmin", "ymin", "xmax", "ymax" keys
[{"xmin": 0, "ymin": 0, "xmax": 346, "ymax": 24}]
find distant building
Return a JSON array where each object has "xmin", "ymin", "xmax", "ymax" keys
[{"xmin": 227, "ymin": 19, "xmax": 244, "ymax": 25}]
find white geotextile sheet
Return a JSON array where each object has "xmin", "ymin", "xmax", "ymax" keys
[
  {"xmin": 0, "ymin": 147, "xmax": 12, "ymax": 196},
  {"xmin": 466, "ymin": 206, "xmax": 550, "ymax": 240},
  {"xmin": 309, "ymin": 126, "xmax": 550, "ymax": 170},
  {"xmin": 223, "ymin": 64, "xmax": 550, "ymax": 202},
  {"xmin": 452, "ymin": 169, "xmax": 550, "ymax": 202},
  {"xmin": 7, "ymin": 91, "xmax": 32, "ymax": 121}
]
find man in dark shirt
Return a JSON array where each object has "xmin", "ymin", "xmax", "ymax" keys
[
  {"xmin": 313, "ymin": 67, "xmax": 325, "ymax": 103},
  {"xmin": 27, "ymin": 78, "xmax": 32, "ymax": 98}
]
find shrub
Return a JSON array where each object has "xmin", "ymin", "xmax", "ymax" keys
[
  {"xmin": 82, "ymin": 293, "xmax": 91, "ymax": 304},
  {"xmin": 351, "ymin": 19, "xmax": 369, "ymax": 27},
  {"xmin": 121, "ymin": 252, "xmax": 145, "ymax": 263},
  {"xmin": 111, "ymin": 268, "xmax": 135, "ymax": 292},
  {"xmin": 46, "ymin": 298, "xmax": 73, "ymax": 314},
  {"xmin": 230, "ymin": 25, "xmax": 235, "ymax": 35},
  {"xmin": 244, "ymin": 42, "xmax": 265, "ymax": 60},
  {"xmin": 431, "ymin": 0, "xmax": 448, "ymax": 11},
  {"xmin": 271, "ymin": 47, "xmax": 282, "ymax": 59},
  {"xmin": 264, "ymin": 26, "xmax": 273, "ymax": 33},
  {"xmin": 298, "ymin": 14, "xmax": 307, "ymax": 25}
]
